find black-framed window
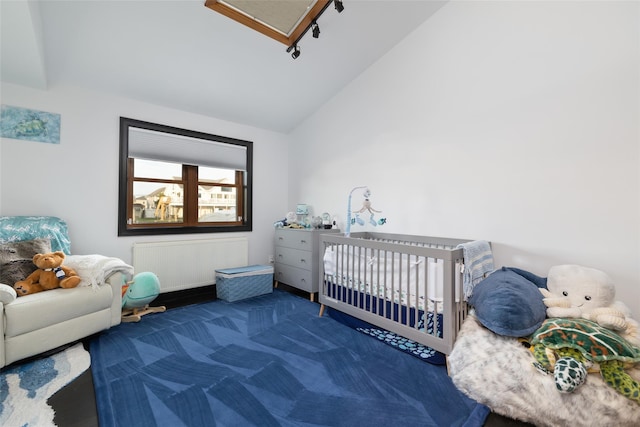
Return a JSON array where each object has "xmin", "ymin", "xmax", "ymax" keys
[{"xmin": 118, "ymin": 117, "xmax": 252, "ymax": 236}]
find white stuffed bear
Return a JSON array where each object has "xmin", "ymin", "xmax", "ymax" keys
[{"xmin": 540, "ymin": 264, "xmax": 639, "ymax": 346}]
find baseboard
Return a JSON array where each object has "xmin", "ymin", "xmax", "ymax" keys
[{"xmin": 154, "ymin": 284, "xmax": 217, "ymax": 309}]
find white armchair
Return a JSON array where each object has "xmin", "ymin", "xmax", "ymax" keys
[{"xmin": 0, "ymin": 216, "xmax": 131, "ymax": 368}]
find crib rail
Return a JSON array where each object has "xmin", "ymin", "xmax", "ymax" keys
[{"xmin": 318, "ymin": 232, "xmax": 471, "ymax": 355}]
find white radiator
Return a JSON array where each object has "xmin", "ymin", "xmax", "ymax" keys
[{"xmin": 132, "ymin": 238, "xmax": 248, "ymax": 293}]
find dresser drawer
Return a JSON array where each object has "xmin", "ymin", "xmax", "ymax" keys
[
  {"xmin": 274, "ymin": 263, "xmax": 315, "ymax": 293},
  {"xmin": 275, "ymin": 246, "xmax": 312, "ymax": 270},
  {"xmin": 275, "ymin": 229, "xmax": 313, "ymax": 251}
]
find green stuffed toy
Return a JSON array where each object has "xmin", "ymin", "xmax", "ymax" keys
[{"xmin": 530, "ymin": 317, "xmax": 640, "ymax": 405}]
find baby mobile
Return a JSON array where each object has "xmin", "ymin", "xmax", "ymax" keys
[{"xmin": 345, "ymin": 186, "xmax": 386, "ymax": 237}]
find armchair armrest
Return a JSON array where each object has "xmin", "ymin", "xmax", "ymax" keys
[
  {"xmin": 0, "ymin": 301, "xmax": 4, "ymax": 367},
  {"xmin": 0, "ymin": 285, "xmax": 16, "ymax": 362},
  {"xmin": 105, "ymin": 271, "xmax": 125, "ymax": 326},
  {"xmin": 64, "ymin": 255, "xmax": 134, "ymax": 327}
]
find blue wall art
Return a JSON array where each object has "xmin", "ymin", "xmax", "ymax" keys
[{"xmin": 0, "ymin": 105, "xmax": 61, "ymax": 144}]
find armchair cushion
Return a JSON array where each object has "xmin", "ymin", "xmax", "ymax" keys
[{"xmin": 4, "ymin": 286, "xmax": 113, "ymax": 337}]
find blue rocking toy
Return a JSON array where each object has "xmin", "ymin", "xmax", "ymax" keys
[{"xmin": 121, "ymin": 272, "xmax": 166, "ymax": 322}]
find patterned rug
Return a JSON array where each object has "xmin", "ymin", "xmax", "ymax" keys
[
  {"xmin": 0, "ymin": 343, "xmax": 90, "ymax": 426},
  {"xmin": 327, "ymin": 308, "xmax": 446, "ymax": 365},
  {"xmin": 91, "ymin": 290, "xmax": 489, "ymax": 426}
]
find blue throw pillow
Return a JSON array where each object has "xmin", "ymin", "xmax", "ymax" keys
[
  {"xmin": 504, "ymin": 266, "xmax": 548, "ymax": 289},
  {"xmin": 469, "ymin": 267, "xmax": 547, "ymax": 337}
]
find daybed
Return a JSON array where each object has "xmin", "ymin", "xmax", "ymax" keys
[{"xmin": 0, "ymin": 216, "xmax": 132, "ymax": 368}]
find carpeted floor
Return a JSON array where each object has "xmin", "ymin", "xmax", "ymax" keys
[{"xmin": 90, "ymin": 289, "xmax": 489, "ymax": 426}]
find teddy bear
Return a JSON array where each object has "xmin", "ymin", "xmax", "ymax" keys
[
  {"xmin": 539, "ymin": 264, "xmax": 639, "ymax": 346},
  {"xmin": 13, "ymin": 251, "xmax": 82, "ymax": 296}
]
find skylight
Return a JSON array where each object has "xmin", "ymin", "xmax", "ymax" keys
[{"xmin": 205, "ymin": 0, "xmax": 329, "ymax": 47}]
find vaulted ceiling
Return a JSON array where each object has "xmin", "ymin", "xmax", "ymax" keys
[{"xmin": 0, "ymin": 1, "xmax": 446, "ymax": 133}]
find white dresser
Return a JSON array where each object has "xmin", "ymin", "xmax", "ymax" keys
[{"xmin": 274, "ymin": 228, "xmax": 339, "ymax": 301}]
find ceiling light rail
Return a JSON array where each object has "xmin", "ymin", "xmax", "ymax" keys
[{"xmin": 286, "ymin": 0, "xmax": 345, "ymax": 60}]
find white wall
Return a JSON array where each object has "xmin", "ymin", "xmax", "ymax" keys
[
  {"xmin": 0, "ymin": 83, "xmax": 289, "ymax": 267},
  {"xmin": 288, "ymin": 1, "xmax": 640, "ymax": 316}
]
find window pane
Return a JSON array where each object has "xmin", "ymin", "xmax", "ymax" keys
[
  {"xmin": 198, "ymin": 186, "xmax": 237, "ymax": 222},
  {"xmin": 133, "ymin": 158, "xmax": 182, "ymax": 180},
  {"xmin": 199, "ymin": 166, "xmax": 236, "ymax": 184},
  {"xmin": 132, "ymin": 182, "xmax": 184, "ymax": 224}
]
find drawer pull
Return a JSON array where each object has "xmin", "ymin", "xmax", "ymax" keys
[
  {"xmin": 300, "ymin": 259, "xmax": 306, "ymax": 263},
  {"xmin": 278, "ymin": 237, "xmax": 284, "ymax": 241},
  {"xmin": 300, "ymin": 240, "xmax": 307, "ymax": 244}
]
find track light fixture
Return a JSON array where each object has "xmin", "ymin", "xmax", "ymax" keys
[
  {"xmin": 291, "ymin": 45, "xmax": 301, "ymax": 59},
  {"xmin": 287, "ymin": 0, "xmax": 344, "ymax": 59}
]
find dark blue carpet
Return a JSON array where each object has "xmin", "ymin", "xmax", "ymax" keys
[{"xmin": 90, "ymin": 290, "xmax": 489, "ymax": 427}]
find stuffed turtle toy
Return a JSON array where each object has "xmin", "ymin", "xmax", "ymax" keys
[{"xmin": 530, "ymin": 317, "xmax": 640, "ymax": 404}]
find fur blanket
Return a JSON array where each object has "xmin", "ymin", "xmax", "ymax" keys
[{"xmin": 448, "ymin": 314, "xmax": 640, "ymax": 426}]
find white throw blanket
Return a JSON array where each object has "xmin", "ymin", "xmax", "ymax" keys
[{"xmin": 65, "ymin": 254, "xmax": 134, "ymax": 289}]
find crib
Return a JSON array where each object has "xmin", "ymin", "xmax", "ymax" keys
[{"xmin": 318, "ymin": 232, "xmax": 473, "ymax": 355}]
